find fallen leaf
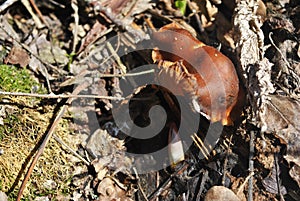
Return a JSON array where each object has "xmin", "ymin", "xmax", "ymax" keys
[
  {"xmin": 4, "ymin": 46, "xmax": 30, "ymax": 67},
  {"xmin": 260, "ymin": 94, "xmax": 300, "ymax": 187},
  {"xmin": 262, "ymin": 157, "xmax": 287, "ymax": 195},
  {"xmin": 261, "ymin": 95, "xmax": 300, "ymax": 167}
]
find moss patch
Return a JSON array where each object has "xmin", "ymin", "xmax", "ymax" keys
[
  {"xmin": 0, "ymin": 65, "xmax": 76, "ymax": 200},
  {"xmin": 0, "ymin": 64, "xmax": 45, "ymax": 93}
]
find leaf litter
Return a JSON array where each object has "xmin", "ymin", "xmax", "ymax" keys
[{"xmin": 0, "ymin": 0, "xmax": 299, "ymax": 200}]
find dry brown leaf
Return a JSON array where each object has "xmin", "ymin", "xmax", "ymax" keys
[
  {"xmin": 261, "ymin": 95, "xmax": 300, "ymax": 166},
  {"xmin": 262, "ymin": 158, "xmax": 287, "ymax": 195},
  {"xmin": 77, "ymin": 20, "xmax": 107, "ymax": 54},
  {"xmin": 86, "ymin": 129, "xmax": 126, "ymax": 157},
  {"xmin": 96, "ymin": 0, "xmax": 153, "ymax": 21},
  {"xmin": 87, "ymin": 129, "xmax": 132, "ymax": 179},
  {"xmin": 4, "ymin": 46, "xmax": 30, "ymax": 67},
  {"xmin": 260, "ymin": 94, "xmax": 300, "ymax": 188}
]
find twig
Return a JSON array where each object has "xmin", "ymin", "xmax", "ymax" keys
[
  {"xmin": 269, "ymin": 32, "xmax": 291, "ymax": 69},
  {"xmin": 191, "ymin": 133, "xmax": 209, "ymax": 160},
  {"xmin": 28, "ymin": 0, "xmax": 49, "ymax": 27},
  {"xmin": 222, "ymin": 135, "xmax": 233, "ymax": 186},
  {"xmin": 20, "ymin": 0, "xmax": 43, "ymax": 29},
  {"xmin": 237, "ymin": 171, "xmax": 255, "ymax": 196},
  {"xmin": 148, "ymin": 177, "xmax": 172, "ymax": 201},
  {"xmin": 156, "ymin": 172, "xmax": 160, "ymax": 201},
  {"xmin": 187, "ymin": 1, "xmax": 204, "ymax": 33},
  {"xmin": 52, "ymin": 134, "xmax": 90, "ymax": 166},
  {"xmin": 0, "ymin": 0, "xmax": 18, "ymax": 13},
  {"xmin": 92, "ymin": 2, "xmax": 148, "ymax": 42},
  {"xmin": 133, "ymin": 168, "xmax": 149, "ymax": 201},
  {"xmin": 148, "ymin": 163, "xmax": 189, "ymax": 201},
  {"xmin": 47, "ymin": 0, "xmax": 65, "ymax": 8},
  {"xmin": 247, "ymin": 131, "xmax": 255, "ymax": 201},
  {"xmin": 0, "ymin": 91, "xmax": 124, "ymax": 100},
  {"xmin": 96, "ymin": 69, "xmax": 155, "ymax": 77},
  {"xmin": 197, "ymin": 170, "xmax": 209, "ymax": 200},
  {"xmin": 16, "ymin": 82, "xmax": 90, "ymax": 201},
  {"xmin": 71, "ymin": 0, "xmax": 79, "ymax": 53},
  {"xmin": 274, "ymin": 153, "xmax": 285, "ymax": 201},
  {"xmin": 106, "ymin": 41, "xmax": 127, "ymax": 74}
]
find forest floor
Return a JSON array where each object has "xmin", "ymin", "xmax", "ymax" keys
[{"xmin": 0, "ymin": 0, "xmax": 299, "ymax": 200}]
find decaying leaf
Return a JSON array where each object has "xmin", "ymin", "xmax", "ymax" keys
[
  {"xmin": 234, "ymin": 0, "xmax": 300, "ymax": 191},
  {"xmin": 77, "ymin": 20, "xmax": 107, "ymax": 54},
  {"xmin": 4, "ymin": 46, "xmax": 30, "ymax": 67},
  {"xmin": 261, "ymin": 95, "xmax": 300, "ymax": 167},
  {"xmin": 91, "ymin": 0, "xmax": 152, "ymax": 42},
  {"xmin": 97, "ymin": 177, "xmax": 133, "ymax": 201},
  {"xmin": 262, "ymin": 156, "xmax": 287, "ymax": 195},
  {"xmin": 28, "ymin": 34, "xmax": 67, "ymax": 79},
  {"xmin": 87, "ymin": 129, "xmax": 132, "ymax": 177},
  {"xmin": 29, "ymin": 34, "xmax": 68, "ymax": 65},
  {"xmin": 86, "ymin": 129, "xmax": 126, "ymax": 157}
]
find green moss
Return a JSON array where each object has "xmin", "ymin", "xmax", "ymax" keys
[
  {"xmin": 174, "ymin": 0, "xmax": 187, "ymax": 15},
  {"xmin": 0, "ymin": 65, "xmax": 75, "ymax": 200},
  {"xmin": 0, "ymin": 64, "xmax": 45, "ymax": 93},
  {"xmin": 0, "ymin": 64, "xmax": 47, "ymax": 141}
]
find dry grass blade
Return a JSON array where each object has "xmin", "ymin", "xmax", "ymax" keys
[{"xmin": 191, "ymin": 133, "xmax": 209, "ymax": 160}]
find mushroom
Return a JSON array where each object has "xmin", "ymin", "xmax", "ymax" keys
[{"xmin": 152, "ymin": 23, "xmax": 239, "ymax": 125}]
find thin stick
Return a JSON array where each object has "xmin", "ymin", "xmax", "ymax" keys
[
  {"xmin": 16, "ymin": 82, "xmax": 90, "ymax": 201},
  {"xmin": 28, "ymin": 0, "xmax": 49, "ymax": 27},
  {"xmin": 0, "ymin": 0, "xmax": 18, "ymax": 13},
  {"xmin": 0, "ymin": 68, "xmax": 154, "ymax": 99},
  {"xmin": 247, "ymin": 131, "xmax": 255, "ymax": 201},
  {"xmin": 156, "ymin": 172, "xmax": 159, "ymax": 201},
  {"xmin": 0, "ymin": 91, "xmax": 124, "ymax": 100},
  {"xmin": 21, "ymin": 0, "xmax": 44, "ymax": 28},
  {"xmin": 106, "ymin": 41, "xmax": 127, "ymax": 74},
  {"xmin": 269, "ymin": 32, "xmax": 291, "ymax": 69},
  {"xmin": 222, "ymin": 135, "xmax": 233, "ymax": 186},
  {"xmin": 191, "ymin": 134, "xmax": 209, "ymax": 160},
  {"xmin": 96, "ymin": 69, "xmax": 154, "ymax": 78},
  {"xmin": 192, "ymin": 133, "xmax": 210, "ymax": 157},
  {"xmin": 71, "ymin": 0, "xmax": 79, "ymax": 53},
  {"xmin": 237, "ymin": 171, "xmax": 255, "ymax": 196},
  {"xmin": 148, "ymin": 163, "xmax": 189, "ymax": 201},
  {"xmin": 133, "ymin": 168, "xmax": 149, "ymax": 201},
  {"xmin": 52, "ymin": 134, "xmax": 90, "ymax": 166}
]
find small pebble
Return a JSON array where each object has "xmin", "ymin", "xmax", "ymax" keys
[{"xmin": 204, "ymin": 186, "xmax": 240, "ymax": 201}]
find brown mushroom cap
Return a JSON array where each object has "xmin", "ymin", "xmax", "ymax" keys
[{"xmin": 152, "ymin": 23, "xmax": 239, "ymax": 125}]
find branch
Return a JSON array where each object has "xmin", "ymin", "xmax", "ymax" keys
[{"xmin": 0, "ymin": 91, "xmax": 124, "ymax": 100}]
